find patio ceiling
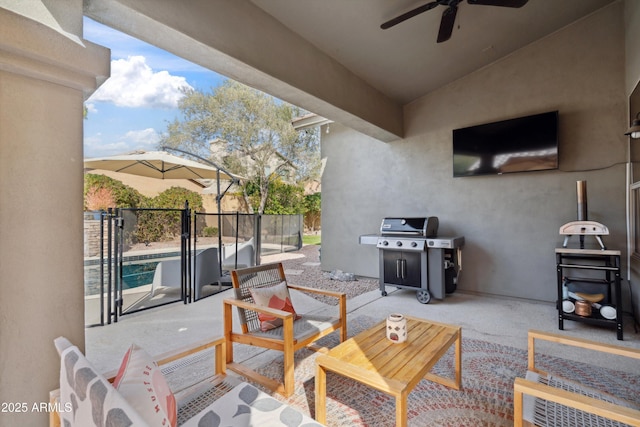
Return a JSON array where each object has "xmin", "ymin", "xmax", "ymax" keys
[
  {"xmin": 84, "ymin": 0, "xmax": 616, "ymax": 142},
  {"xmin": 250, "ymin": 0, "xmax": 616, "ymax": 104}
]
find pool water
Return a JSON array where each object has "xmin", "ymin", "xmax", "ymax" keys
[
  {"xmin": 84, "ymin": 261, "xmax": 159, "ymax": 296},
  {"xmin": 121, "ymin": 263, "xmax": 158, "ymax": 289}
]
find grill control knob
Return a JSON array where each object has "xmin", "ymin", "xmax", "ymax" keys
[
  {"xmin": 411, "ymin": 241, "xmax": 418, "ymax": 248},
  {"xmin": 382, "ymin": 240, "xmax": 388, "ymax": 246},
  {"xmin": 396, "ymin": 241, "xmax": 402, "ymax": 247}
]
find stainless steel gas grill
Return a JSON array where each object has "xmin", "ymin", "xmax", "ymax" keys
[{"xmin": 360, "ymin": 217, "xmax": 464, "ymax": 304}]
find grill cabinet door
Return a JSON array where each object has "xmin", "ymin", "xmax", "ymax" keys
[{"xmin": 382, "ymin": 251, "xmax": 422, "ymax": 287}]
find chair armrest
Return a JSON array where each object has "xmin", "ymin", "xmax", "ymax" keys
[
  {"xmin": 156, "ymin": 336, "xmax": 226, "ymax": 377},
  {"xmin": 223, "ymin": 298, "xmax": 295, "ymax": 319},
  {"xmin": 288, "ymin": 285, "xmax": 347, "ymax": 342},
  {"xmin": 513, "ymin": 377, "xmax": 640, "ymax": 427},
  {"xmin": 527, "ymin": 329, "xmax": 640, "ymax": 373},
  {"xmin": 101, "ymin": 336, "xmax": 227, "ymax": 381},
  {"xmin": 49, "ymin": 389, "xmax": 61, "ymax": 427},
  {"xmin": 287, "ymin": 284, "xmax": 346, "ymax": 299}
]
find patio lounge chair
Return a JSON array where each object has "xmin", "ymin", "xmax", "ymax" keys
[
  {"xmin": 513, "ymin": 329, "xmax": 640, "ymax": 427},
  {"xmin": 221, "ymin": 237, "xmax": 256, "ymax": 271},
  {"xmin": 151, "ymin": 246, "xmax": 221, "ymax": 300},
  {"xmin": 223, "ymin": 262, "xmax": 347, "ymax": 397}
]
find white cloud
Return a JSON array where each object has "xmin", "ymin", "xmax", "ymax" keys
[
  {"xmin": 85, "ymin": 128, "xmax": 163, "ymax": 158},
  {"xmin": 122, "ymin": 128, "xmax": 162, "ymax": 148},
  {"xmin": 87, "ymin": 56, "xmax": 193, "ymax": 109}
]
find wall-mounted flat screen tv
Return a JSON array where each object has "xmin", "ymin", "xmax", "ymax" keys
[{"xmin": 453, "ymin": 111, "xmax": 559, "ymax": 177}]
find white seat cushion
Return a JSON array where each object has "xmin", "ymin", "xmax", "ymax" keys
[{"xmin": 181, "ymin": 382, "xmax": 324, "ymax": 427}]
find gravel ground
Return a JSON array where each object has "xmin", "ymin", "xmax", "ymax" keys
[{"xmin": 262, "ymin": 245, "xmax": 379, "ymax": 305}]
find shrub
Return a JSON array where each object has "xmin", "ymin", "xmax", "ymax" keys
[
  {"xmin": 202, "ymin": 226, "xmax": 219, "ymax": 237},
  {"xmin": 134, "ymin": 187, "xmax": 204, "ymax": 242},
  {"xmin": 84, "ymin": 174, "xmax": 145, "ymax": 209},
  {"xmin": 85, "ymin": 187, "xmax": 116, "ymax": 211}
]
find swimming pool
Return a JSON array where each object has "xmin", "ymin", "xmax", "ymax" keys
[{"xmin": 84, "ymin": 261, "xmax": 159, "ymax": 296}]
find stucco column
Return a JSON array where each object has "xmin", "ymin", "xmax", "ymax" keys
[{"xmin": 0, "ymin": 4, "xmax": 109, "ymax": 425}]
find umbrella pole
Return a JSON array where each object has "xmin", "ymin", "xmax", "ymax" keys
[{"xmin": 217, "ymin": 169, "xmax": 223, "ymax": 277}]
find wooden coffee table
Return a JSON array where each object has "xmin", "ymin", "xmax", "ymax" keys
[{"xmin": 315, "ymin": 316, "xmax": 461, "ymax": 426}]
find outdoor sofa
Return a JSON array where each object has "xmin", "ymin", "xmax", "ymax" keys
[{"xmin": 50, "ymin": 335, "xmax": 324, "ymax": 426}]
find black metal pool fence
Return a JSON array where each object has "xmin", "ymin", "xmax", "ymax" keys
[{"xmin": 84, "ymin": 206, "xmax": 303, "ymax": 326}]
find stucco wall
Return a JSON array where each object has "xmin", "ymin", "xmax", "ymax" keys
[
  {"xmin": 625, "ymin": 0, "xmax": 640, "ymax": 326},
  {"xmin": 321, "ymin": 3, "xmax": 628, "ymax": 303},
  {"xmin": 0, "ymin": 3, "xmax": 110, "ymax": 425}
]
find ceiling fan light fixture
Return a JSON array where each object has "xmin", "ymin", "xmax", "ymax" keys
[
  {"xmin": 380, "ymin": 0, "xmax": 529, "ymax": 43},
  {"xmin": 625, "ymin": 112, "xmax": 640, "ymax": 139}
]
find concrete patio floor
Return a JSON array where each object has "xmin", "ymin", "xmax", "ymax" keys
[{"xmin": 84, "ymin": 259, "xmax": 640, "ymax": 378}]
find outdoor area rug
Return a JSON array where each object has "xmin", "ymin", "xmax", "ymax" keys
[{"xmin": 254, "ymin": 315, "xmax": 640, "ymax": 426}]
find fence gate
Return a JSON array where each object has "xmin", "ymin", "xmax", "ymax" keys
[
  {"xmin": 84, "ymin": 210, "xmax": 304, "ymax": 326},
  {"xmin": 85, "ymin": 206, "xmax": 190, "ymax": 325}
]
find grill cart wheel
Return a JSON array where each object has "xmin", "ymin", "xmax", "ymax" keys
[
  {"xmin": 416, "ymin": 289, "xmax": 431, "ymax": 304},
  {"xmin": 381, "ymin": 291, "xmax": 388, "ymax": 297}
]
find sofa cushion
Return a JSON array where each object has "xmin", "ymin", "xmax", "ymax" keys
[
  {"xmin": 55, "ymin": 337, "xmax": 148, "ymax": 426},
  {"xmin": 113, "ymin": 343, "xmax": 177, "ymax": 426},
  {"xmin": 250, "ymin": 281, "xmax": 301, "ymax": 332},
  {"xmin": 181, "ymin": 382, "xmax": 324, "ymax": 427}
]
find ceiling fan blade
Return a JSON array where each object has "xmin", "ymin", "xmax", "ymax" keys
[
  {"xmin": 437, "ymin": 5, "xmax": 458, "ymax": 43},
  {"xmin": 381, "ymin": 1, "xmax": 441, "ymax": 30},
  {"xmin": 467, "ymin": 0, "xmax": 528, "ymax": 7}
]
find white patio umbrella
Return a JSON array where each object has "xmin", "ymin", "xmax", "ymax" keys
[{"xmin": 83, "ymin": 150, "xmax": 237, "ymax": 181}]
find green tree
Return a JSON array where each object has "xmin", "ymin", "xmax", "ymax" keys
[
  {"xmin": 244, "ymin": 178, "xmax": 304, "ymax": 214},
  {"xmin": 303, "ymin": 192, "xmax": 321, "ymax": 232},
  {"xmin": 161, "ymin": 80, "xmax": 320, "ymax": 214}
]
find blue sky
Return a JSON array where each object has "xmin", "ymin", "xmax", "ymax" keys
[{"xmin": 83, "ymin": 18, "xmax": 227, "ymax": 157}]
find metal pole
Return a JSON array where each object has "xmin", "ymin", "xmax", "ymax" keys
[
  {"xmin": 99, "ymin": 211, "xmax": 105, "ymax": 326},
  {"xmin": 217, "ymin": 169, "xmax": 224, "ymax": 277},
  {"xmin": 234, "ymin": 211, "xmax": 239, "ymax": 269},
  {"xmin": 182, "ymin": 201, "xmax": 190, "ymax": 304},
  {"xmin": 114, "ymin": 209, "xmax": 124, "ymax": 322},
  {"xmin": 107, "ymin": 208, "xmax": 112, "ymax": 325},
  {"xmin": 577, "ymin": 180, "xmax": 587, "ymax": 249}
]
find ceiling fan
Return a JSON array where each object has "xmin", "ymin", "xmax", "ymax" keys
[{"xmin": 381, "ymin": 0, "xmax": 529, "ymax": 43}]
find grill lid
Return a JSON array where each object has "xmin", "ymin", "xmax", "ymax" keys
[{"xmin": 380, "ymin": 217, "xmax": 439, "ymax": 237}]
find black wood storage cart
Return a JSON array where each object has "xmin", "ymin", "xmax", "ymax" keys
[{"xmin": 555, "ymin": 247, "xmax": 623, "ymax": 340}]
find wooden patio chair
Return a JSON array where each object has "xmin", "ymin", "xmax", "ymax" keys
[
  {"xmin": 514, "ymin": 330, "xmax": 640, "ymax": 427},
  {"xmin": 223, "ymin": 262, "xmax": 347, "ymax": 397}
]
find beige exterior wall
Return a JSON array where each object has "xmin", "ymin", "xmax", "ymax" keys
[{"xmin": 0, "ymin": 2, "xmax": 110, "ymax": 424}]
